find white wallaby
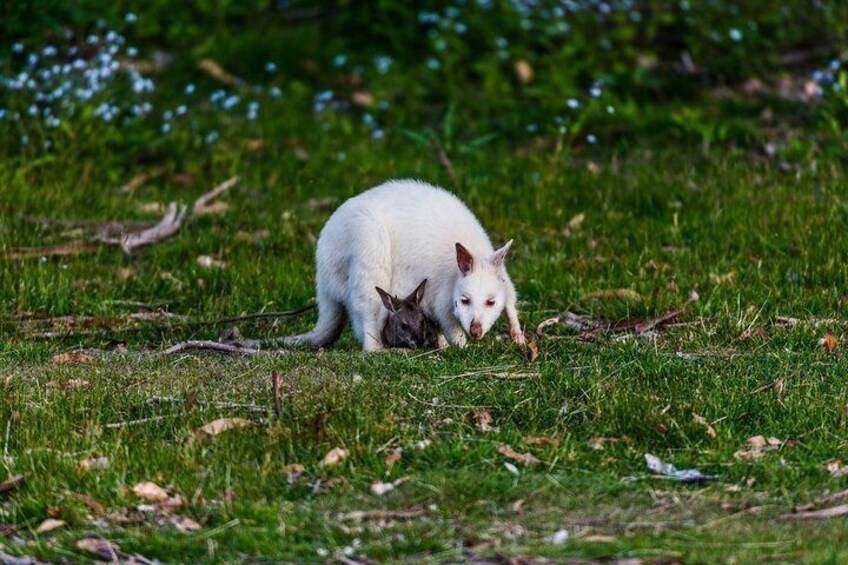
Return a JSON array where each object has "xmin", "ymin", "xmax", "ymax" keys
[{"xmin": 284, "ymin": 179, "xmax": 525, "ymax": 351}]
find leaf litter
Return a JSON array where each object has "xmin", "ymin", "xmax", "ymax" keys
[{"xmin": 644, "ymin": 453, "xmax": 716, "ymax": 482}]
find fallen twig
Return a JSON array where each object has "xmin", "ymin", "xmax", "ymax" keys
[
  {"xmin": 794, "ymin": 488, "xmax": 848, "ymax": 512},
  {"xmin": 780, "ymin": 504, "xmax": 848, "ymax": 520},
  {"xmin": 118, "ymin": 166, "xmax": 168, "ymax": 194},
  {"xmin": 102, "ymin": 415, "xmax": 171, "ymax": 429},
  {"xmin": 192, "ymin": 176, "xmax": 240, "ymax": 215},
  {"xmin": 162, "ymin": 340, "xmax": 268, "ymax": 355},
  {"xmin": 116, "ymin": 202, "xmax": 188, "ymax": 254},
  {"xmin": 147, "ymin": 396, "xmax": 268, "ymax": 413},
  {"xmin": 213, "ymin": 304, "xmax": 316, "ymax": 325},
  {"xmin": 5, "ymin": 241, "xmax": 99, "ymax": 260}
]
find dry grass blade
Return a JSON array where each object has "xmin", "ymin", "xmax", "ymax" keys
[
  {"xmin": 429, "ymin": 137, "xmax": 461, "ymax": 190},
  {"xmin": 336, "ymin": 509, "xmax": 425, "ymax": 521},
  {"xmin": 581, "ymin": 288, "xmax": 642, "ymax": 301},
  {"xmin": 794, "ymin": 488, "xmax": 848, "ymax": 512},
  {"xmin": 272, "ymin": 369, "xmax": 282, "ymax": 418},
  {"xmin": 635, "ymin": 291, "xmax": 699, "ymax": 335},
  {"xmin": 193, "ymin": 176, "xmax": 240, "ymax": 216}
]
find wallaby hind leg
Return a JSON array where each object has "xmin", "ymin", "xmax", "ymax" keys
[{"xmin": 280, "ymin": 298, "xmax": 346, "ymax": 349}]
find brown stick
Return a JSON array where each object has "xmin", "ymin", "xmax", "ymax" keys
[
  {"xmin": 162, "ymin": 340, "xmax": 268, "ymax": 356},
  {"xmin": 214, "ymin": 304, "xmax": 316, "ymax": 325},
  {"xmin": 193, "ymin": 176, "xmax": 240, "ymax": 215}
]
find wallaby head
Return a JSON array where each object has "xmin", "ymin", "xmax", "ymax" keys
[
  {"xmin": 376, "ymin": 279, "xmax": 437, "ymax": 348},
  {"xmin": 452, "ymin": 240, "xmax": 512, "ymax": 340}
]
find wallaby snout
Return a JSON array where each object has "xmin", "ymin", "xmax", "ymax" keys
[{"xmin": 470, "ymin": 320, "xmax": 483, "ymax": 339}]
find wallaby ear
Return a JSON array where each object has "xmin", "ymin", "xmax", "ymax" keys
[
  {"xmin": 407, "ymin": 278, "xmax": 427, "ymax": 305},
  {"xmin": 375, "ymin": 286, "xmax": 396, "ymax": 312},
  {"xmin": 456, "ymin": 243, "xmax": 474, "ymax": 275},
  {"xmin": 490, "ymin": 240, "xmax": 513, "ymax": 268}
]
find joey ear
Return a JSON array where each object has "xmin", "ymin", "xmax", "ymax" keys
[
  {"xmin": 490, "ymin": 240, "xmax": 513, "ymax": 268},
  {"xmin": 456, "ymin": 243, "xmax": 474, "ymax": 276},
  {"xmin": 375, "ymin": 286, "xmax": 396, "ymax": 312},
  {"xmin": 407, "ymin": 279, "xmax": 427, "ymax": 305}
]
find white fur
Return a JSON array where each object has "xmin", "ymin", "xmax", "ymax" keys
[{"xmin": 284, "ymin": 180, "xmax": 524, "ymax": 351}]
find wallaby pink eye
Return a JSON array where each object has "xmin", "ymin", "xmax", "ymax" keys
[
  {"xmin": 460, "ymin": 296, "xmax": 470, "ymax": 305},
  {"xmin": 486, "ymin": 298, "xmax": 496, "ymax": 307}
]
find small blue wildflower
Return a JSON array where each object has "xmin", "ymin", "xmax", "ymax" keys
[
  {"xmin": 606, "ymin": 105, "xmax": 615, "ymax": 114},
  {"xmin": 205, "ymin": 130, "xmax": 219, "ymax": 144},
  {"xmin": 28, "ymin": 104, "xmax": 38, "ymax": 116},
  {"xmin": 42, "ymin": 45, "xmax": 57, "ymax": 57},
  {"xmin": 27, "ymin": 53, "xmax": 38, "ymax": 66},
  {"xmin": 372, "ymin": 128, "xmax": 385, "ymax": 140},
  {"xmin": 12, "ymin": 42, "xmax": 24, "ymax": 53},
  {"xmin": 418, "ymin": 11, "xmax": 440, "ymax": 24},
  {"xmin": 20, "ymin": 135, "xmax": 29, "ymax": 146},
  {"xmin": 586, "ymin": 134, "xmax": 597, "ymax": 144},
  {"xmin": 269, "ymin": 86, "xmax": 282, "ymax": 98},
  {"xmin": 590, "ymin": 86, "xmax": 602, "ymax": 97},
  {"xmin": 333, "ymin": 54, "xmax": 347, "ymax": 67},
  {"xmin": 374, "ymin": 55, "xmax": 392, "ymax": 74},
  {"xmin": 43, "ymin": 140, "xmax": 52, "ymax": 149},
  {"xmin": 161, "ymin": 122, "xmax": 171, "ymax": 133},
  {"xmin": 184, "ymin": 83, "xmax": 196, "ymax": 95},
  {"xmin": 567, "ymin": 98, "xmax": 580, "ymax": 109},
  {"xmin": 127, "ymin": 47, "xmax": 138, "ymax": 57},
  {"xmin": 434, "ymin": 37, "xmax": 447, "ymax": 51},
  {"xmin": 163, "ymin": 110, "xmax": 173, "ymax": 121},
  {"xmin": 426, "ymin": 57, "xmax": 441, "ymax": 70},
  {"xmin": 222, "ymin": 95, "xmax": 240, "ymax": 109},
  {"xmin": 729, "ymin": 28, "xmax": 743, "ymax": 41},
  {"xmin": 454, "ymin": 22, "xmax": 467, "ymax": 34},
  {"xmin": 526, "ymin": 123, "xmax": 538, "ymax": 133},
  {"xmin": 265, "ymin": 62, "xmax": 277, "ymax": 72},
  {"xmin": 125, "ymin": 12, "xmax": 137, "ymax": 23},
  {"xmin": 495, "ymin": 37, "xmax": 508, "ymax": 49},
  {"xmin": 176, "ymin": 104, "xmax": 187, "ymax": 115},
  {"xmin": 336, "ymin": 152, "xmax": 346, "ymax": 161}
]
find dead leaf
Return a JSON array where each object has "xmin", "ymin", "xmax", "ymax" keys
[
  {"xmin": 511, "ymin": 499, "xmax": 525, "ymax": 513},
  {"xmin": 199, "ymin": 417, "xmax": 253, "ymax": 436},
  {"xmin": 467, "ymin": 409, "xmax": 498, "ymax": 432},
  {"xmin": 282, "ymin": 463, "xmax": 305, "ymax": 484},
  {"xmin": 825, "ymin": 459, "xmax": 848, "ymax": 477},
  {"xmin": 586, "ymin": 161, "xmax": 601, "ymax": 175},
  {"xmin": 320, "ymin": 447, "xmax": 349, "ymax": 467},
  {"xmin": 526, "ymin": 341, "xmax": 539, "ymax": 362},
  {"xmin": 196, "ymin": 255, "xmax": 228, "ymax": 269},
  {"xmin": 158, "ymin": 495, "xmax": 185, "ymax": 512},
  {"xmin": 78, "ymin": 455, "xmax": 110, "ymax": 472},
  {"xmin": 820, "ymin": 333, "xmax": 838, "ymax": 354},
  {"xmin": 132, "ymin": 481, "xmax": 169, "ymax": 502},
  {"xmin": 385, "ymin": 448, "xmax": 402, "ymax": 467},
  {"xmin": 318, "ymin": 477, "xmax": 347, "ymax": 492},
  {"xmin": 0, "ymin": 474, "xmax": 25, "ymax": 494},
  {"xmin": 588, "ymin": 436, "xmax": 619, "ymax": 450},
  {"xmin": 244, "ymin": 138, "xmax": 268, "ymax": 151},
  {"xmin": 782, "ymin": 504, "xmax": 848, "ymax": 520},
  {"xmin": 692, "ymin": 413, "xmax": 717, "ymax": 438},
  {"xmin": 370, "ymin": 479, "xmax": 405, "ymax": 496},
  {"xmin": 525, "ymin": 435, "xmax": 560, "ymax": 446},
  {"xmin": 734, "ymin": 435, "xmax": 784, "ymax": 459},
  {"xmin": 35, "ymin": 518, "xmax": 66, "ymax": 534},
  {"xmin": 514, "ymin": 59, "xmax": 533, "ymax": 83},
  {"xmin": 49, "ymin": 351, "xmax": 92, "ymax": 364},
  {"xmin": 71, "ymin": 493, "xmax": 106, "ymax": 516},
  {"xmin": 351, "ymin": 91, "xmax": 374, "ymax": 106},
  {"xmin": 497, "ymin": 444, "xmax": 540, "ymax": 465},
  {"xmin": 710, "ymin": 271, "xmax": 737, "ymax": 285},
  {"xmin": 198, "ymin": 58, "xmax": 241, "ymax": 85},
  {"xmin": 305, "ymin": 196, "xmax": 338, "ymax": 210},
  {"xmin": 568, "ymin": 213, "xmax": 585, "ymax": 230},
  {"xmin": 76, "ymin": 538, "xmax": 121, "ymax": 560},
  {"xmin": 138, "ymin": 202, "xmax": 165, "ymax": 214},
  {"xmin": 581, "ymin": 289, "xmax": 642, "ymax": 301},
  {"xmin": 170, "ymin": 515, "xmax": 202, "ymax": 532}
]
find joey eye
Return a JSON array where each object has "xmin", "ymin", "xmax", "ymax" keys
[
  {"xmin": 485, "ymin": 298, "xmax": 496, "ymax": 307},
  {"xmin": 460, "ymin": 296, "xmax": 470, "ymax": 305}
]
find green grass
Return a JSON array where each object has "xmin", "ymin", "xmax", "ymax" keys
[{"xmin": 2, "ymin": 106, "xmax": 848, "ymax": 563}]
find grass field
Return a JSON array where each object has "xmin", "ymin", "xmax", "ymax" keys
[{"xmin": 2, "ymin": 124, "xmax": 848, "ymax": 564}]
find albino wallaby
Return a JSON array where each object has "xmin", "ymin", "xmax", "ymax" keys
[
  {"xmin": 377, "ymin": 279, "xmax": 440, "ymax": 349},
  {"xmin": 283, "ymin": 179, "xmax": 524, "ymax": 351}
]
